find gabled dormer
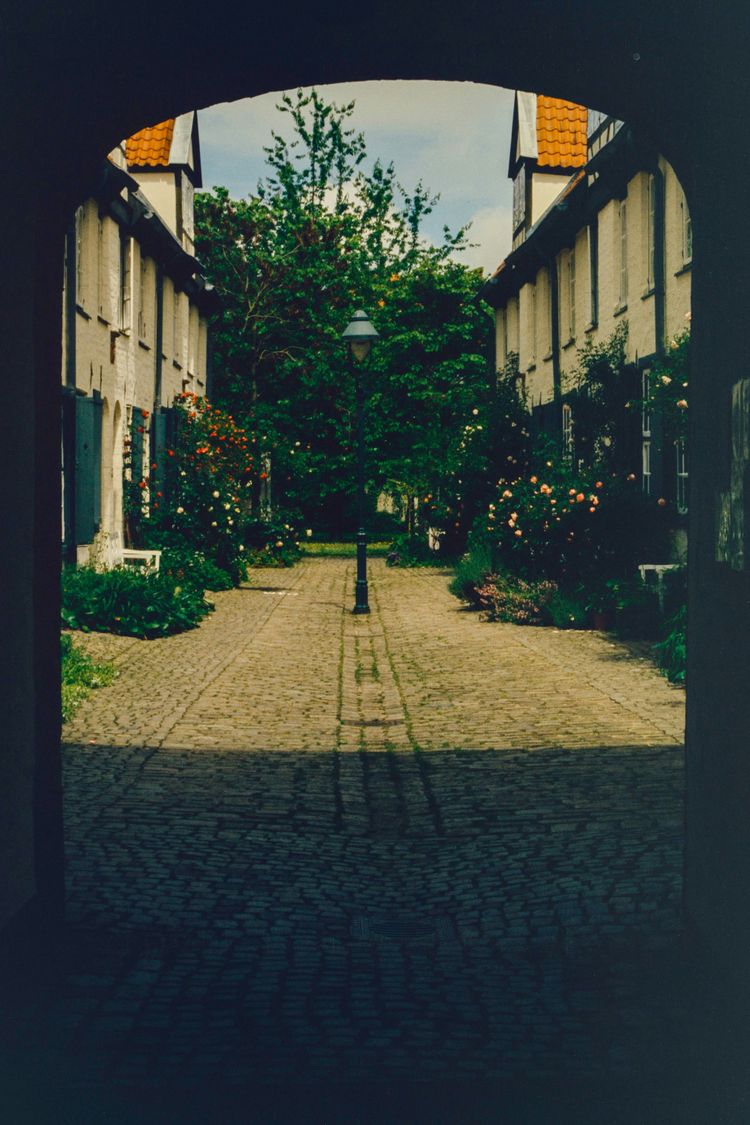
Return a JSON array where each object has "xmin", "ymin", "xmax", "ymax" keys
[
  {"xmin": 125, "ymin": 111, "xmax": 203, "ymax": 253},
  {"xmin": 509, "ymin": 92, "xmax": 587, "ymax": 249}
]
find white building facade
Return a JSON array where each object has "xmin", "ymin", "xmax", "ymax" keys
[
  {"xmin": 481, "ymin": 94, "xmax": 692, "ymax": 518},
  {"xmin": 61, "ymin": 112, "xmax": 217, "ymax": 563}
]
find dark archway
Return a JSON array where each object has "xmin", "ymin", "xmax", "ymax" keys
[{"xmin": 2, "ymin": 0, "xmax": 749, "ymax": 991}]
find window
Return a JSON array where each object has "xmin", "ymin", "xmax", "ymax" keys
[
  {"xmin": 97, "ymin": 216, "xmax": 107, "ymax": 318},
  {"xmin": 544, "ymin": 270, "xmax": 553, "ymax": 355},
  {"xmin": 562, "ymin": 403, "xmax": 574, "ymax": 462},
  {"xmin": 529, "ymin": 286, "xmax": 537, "ymax": 364},
  {"xmin": 618, "ymin": 200, "xmax": 628, "ymax": 305},
  {"xmin": 588, "ymin": 220, "xmax": 599, "ymax": 326},
  {"xmin": 645, "ymin": 174, "xmax": 656, "ymax": 289},
  {"xmin": 137, "ymin": 254, "xmax": 148, "ymax": 340},
  {"xmin": 680, "ymin": 194, "xmax": 693, "ymax": 265},
  {"xmin": 567, "ymin": 248, "xmax": 576, "ymax": 339},
  {"xmin": 188, "ymin": 306, "xmax": 198, "ymax": 374},
  {"xmin": 119, "ymin": 235, "xmax": 131, "ymax": 332},
  {"xmin": 512, "ymin": 164, "xmax": 527, "ymax": 232},
  {"xmin": 173, "ymin": 291, "xmax": 183, "ymax": 366},
  {"xmin": 676, "ymin": 439, "xmax": 688, "ymax": 513},
  {"xmin": 642, "ymin": 369, "xmax": 652, "ymax": 495},
  {"xmin": 163, "ymin": 285, "xmax": 174, "ymax": 359}
]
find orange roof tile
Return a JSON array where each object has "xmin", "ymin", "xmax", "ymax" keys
[
  {"xmin": 126, "ymin": 119, "xmax": 175, "ymax": 167},
  {"xmin": 536, "ymin": 97, "xmax": 587, "ymax": 169}
]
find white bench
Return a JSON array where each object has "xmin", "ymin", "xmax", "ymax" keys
[
  {"xmin": 101, "ymin": 532, "xmax": 161, "ymax": 572},
  {"xmin": 638, "ymin": 563, "xmax": 681, "ymax": 612}
]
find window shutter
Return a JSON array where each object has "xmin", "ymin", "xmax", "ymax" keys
[
  {"xmin": 152, "ymin": 408, "xmax": 169, "ymax": 498},
  {"xmin": 130, "ymin": 410, "xmax": 144, "ymax": 487},
  {"xmin": 74, "ymin": 394, "xmax": 102, "ymax": 544}
]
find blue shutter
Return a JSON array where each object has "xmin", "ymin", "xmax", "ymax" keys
[
  {"xmin": 130, "ymin": 410, "xmax": 144, "ymax": 486},
  {"xmin": 74, "ymin": 394, "xmax": 102, "ymax": 544}
]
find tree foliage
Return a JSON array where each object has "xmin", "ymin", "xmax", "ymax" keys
[{"xmin": 195, "ymin": 89, "xmax": 492, "ymax": 534}]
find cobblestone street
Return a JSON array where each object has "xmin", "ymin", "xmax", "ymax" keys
[{"xmin": 3, "ymin": 558, "xmax": 707, "ymax": 1122}]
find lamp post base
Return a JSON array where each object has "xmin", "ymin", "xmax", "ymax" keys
[
  {"xmin": 353, "ymin": 527, "xmax": 369, "ymax": 614},
  {"xmin": 353, "ymin": 579, "xmax": 370, "ymax": 614}
]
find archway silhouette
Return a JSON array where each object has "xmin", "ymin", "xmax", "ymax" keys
[{"xmin": 2, "ymin": 0, "xmax": 749, "ymax": 998}]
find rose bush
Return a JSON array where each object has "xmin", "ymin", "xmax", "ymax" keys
[
  {"xmin": 482, "ymin": 454, "xmax": 670, "ymax": 586},
  {"xmin": 140, "ymin": 392, "xmax": 260, "ymax": 582}
]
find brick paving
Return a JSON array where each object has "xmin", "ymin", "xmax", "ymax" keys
[{"xmin": 2, "ymin": 558, "xmax": 707, "ymax": 1122}]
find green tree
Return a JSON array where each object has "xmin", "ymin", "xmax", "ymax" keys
[{"xmin": 195, "ymin": 88, "xmax": 492, "ymax": 535}]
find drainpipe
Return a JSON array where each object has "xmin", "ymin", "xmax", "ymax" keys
[
  {"xmin": 151, "ymin": 266, "xmax": 164, "ymax": 492},
  {"xmin": 653, "ymin": 167, "xmax": 666, "ymax": 357},
  {"xmin": 62, "ymin": 220, "xmax": 78, "ymax": 564},
  {"xmin": 549, "ymin": 259, "xmax": 562, "ymax": 406}
]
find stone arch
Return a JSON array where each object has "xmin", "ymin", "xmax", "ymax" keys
[{"xmin": 1, "ymin": 1, "xmax": 750, "ymax": 985}]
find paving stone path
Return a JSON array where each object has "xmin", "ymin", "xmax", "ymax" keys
[{"xmin": 4, "ymin": 558, "xmax": 699, "ymax": 1121}]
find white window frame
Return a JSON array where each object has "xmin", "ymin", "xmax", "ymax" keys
[
  {"xmin": 567, "ymin": 248, "xmax": 576, "ymax": 339},
  {"xmin": 120, "ymin": 235, "xmax": 132, "ymax": 333},
  {"xmin": 618, "ymin": 199, "xmax": 628, "ymax": 306},
  {"xmin": 97, "ymin": 215, "xmax": 107, "ymax": 319},
  {"xmin": 137, "ymin": 254, "xmax": 148, "ymax": 341},
  {"xmin": 645, "ymin": 174, "xmax": 656, "ymax": 290},
  {"xmin": 529, "ymin": 286, "xmax": 537, "ymax": 364},
  {"xmin": 588, "ymin": 220, "xmax": 599, "ymax": 326},
  {"xmin": 680, "ymin": 195, "xmax": 693, "ymax": 265},
  {"xmin": 562, "ymin": 402, "xmax": 574, "ymax": 462},
  {"xmin": 642, "ymin": 368, "xmax": 652, "ymax": 495},
  {"xmin": 676, "ymin": 439, "xmax": 688, "ymax": 513}
]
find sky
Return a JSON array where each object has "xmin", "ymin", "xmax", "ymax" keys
[{"xmin": 198, "ymin": 81, "xmax": 516, "ymax": 276}]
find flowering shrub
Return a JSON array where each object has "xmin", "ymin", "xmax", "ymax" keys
[
  {"xmin": 477, "ymin": 573, "xmax": 557, "ymax": 624},
  {"xmin": 142, "ymin": 393, "xmax": 259, "ymax": 581},
  {"xmin": 160, "ymin": 546, "xmax": 235, "ymax": 592},
  {"xmin": 637, "ymin": 328, "xmax": 690, "ymax": 443},
  {"xmin": 483, "ymin": 456, "xmax": 670, "ymax": 585},
  {"xmin": 243, "ymin": 510, "xmax": 302, "ymax": 568},
  {"xmin": 447, "ymin": 541, "xmax": 494, "ymax": 606}
]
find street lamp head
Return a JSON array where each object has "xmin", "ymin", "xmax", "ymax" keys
[{"xmin": 342, "ymin": 309, "xmax": 379, "ymax": 362}]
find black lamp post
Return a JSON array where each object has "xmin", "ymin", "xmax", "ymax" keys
[{"xmin": 341, "ymin": 309, "xmax": 379, "ymax": 614}]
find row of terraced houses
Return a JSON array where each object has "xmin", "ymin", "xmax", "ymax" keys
[
  {"xmin": 481, "ymin": 92, "xmax": 691, "ymax": 555},
  {"xmin": 62, "ymin": 95, "xmax": 691, "ymax": 565},
  {"xmin": 61, "ymin": 112, "xmax": 217, "ymax": 566}
]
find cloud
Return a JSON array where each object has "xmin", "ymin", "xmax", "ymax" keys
[
  {"xmin": 198, "ymin": 80, "xmax": 516, "ymax": 273},
  {"xmin": 452, "ymin": 205, "xmax": 513, "ymax": 275}
]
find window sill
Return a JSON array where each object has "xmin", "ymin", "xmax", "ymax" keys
[
  {"xmin": 542, "ymin": 352, "xmax": 553, "ymax": 363},
  {"xmin": 641, "ymin": 287, "xmax": 656, "ymax": 301},
  {"xmin": 561, "ymin": 336, "xmax": 576, "ymax": 350},
  {"xmin": 97, "ymin": 314, "xmax": 110, "ymax": 326},
  {"xmin": 75, "ymin": 304, "xmax": 91, "ymax": 320},
  {"xmin": 584, "ymin": 321, "xmax": 598, "ymax": 334},
  {"xmin": 138, "ymin": 339, "xmax": 151, "ymax": 351},
  {"xmin": 527, "ymin": 362, "xmax": 537, "ymax": 373},
  {"xmin": 613, "ymin": 302, "xmax": 628, "ymax": 318},
  {"xmin": 173, "ymin": 360, "xmax": 183, "ymax": 371},
  {"xmin": 674, "ymin": 262, "xmax": 692, "ymax": 277}
]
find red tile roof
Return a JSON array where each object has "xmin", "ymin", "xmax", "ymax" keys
[
  {"xmin": 536, "ymin": 97, "xmax": 587, "ymax": 169},
  {"xmin": 126, "ymin": 120, "xmax": 175, "ymax": 167}
]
